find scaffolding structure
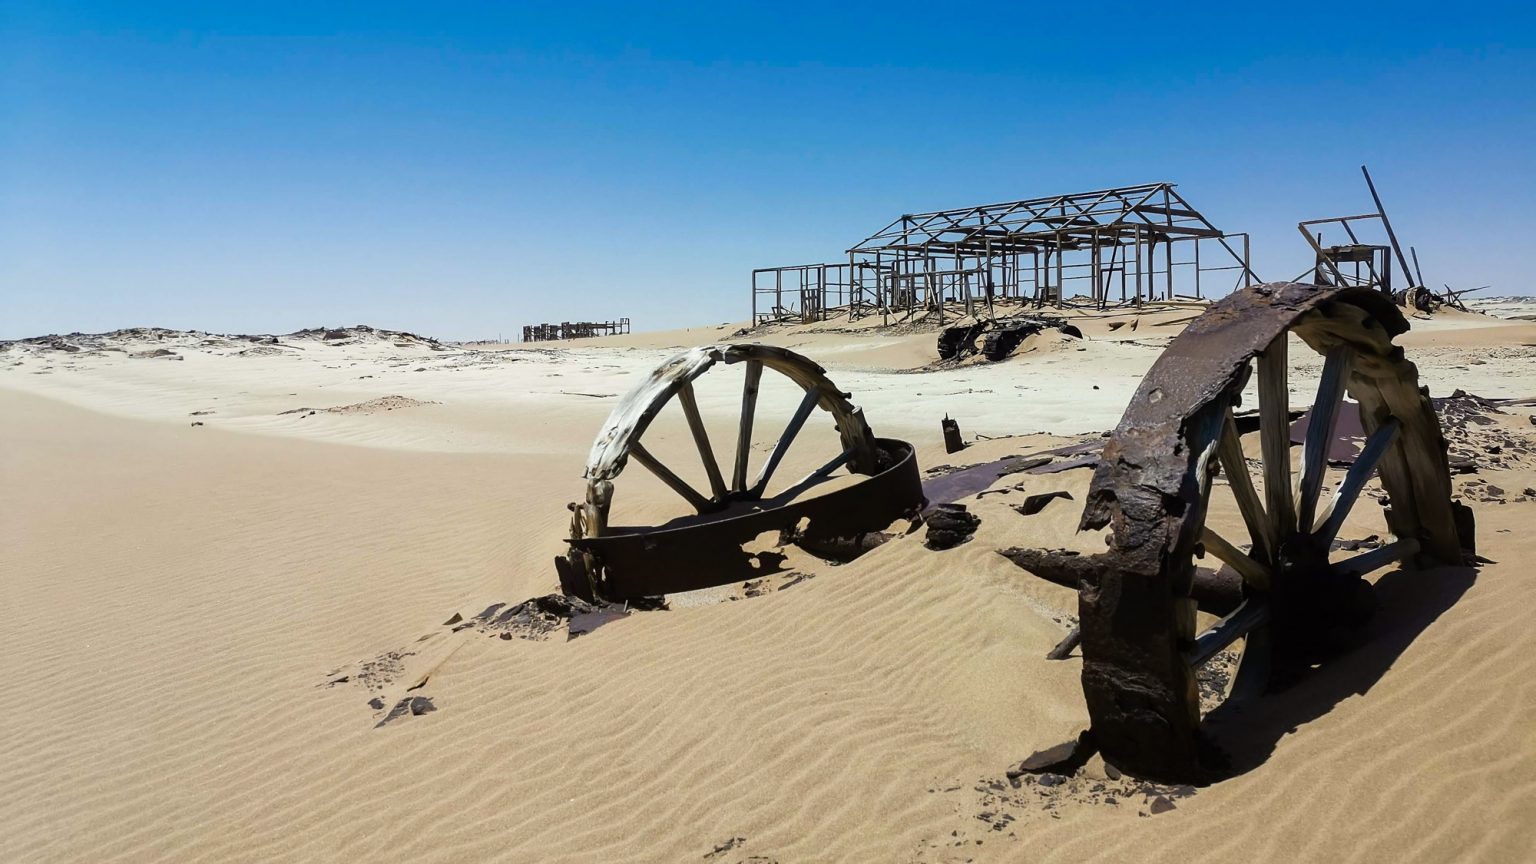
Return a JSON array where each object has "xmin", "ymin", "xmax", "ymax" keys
[
  {"xmin": 1294, "ymin": 166, "xmax": 1422, "ymax": 296},
  {"xmin": 753, "ymin": 182, "xmax": 1256, "ymax": 324},
  {"xmin": 522, "ymin": 319, "xmax": 631, "ymax": 342}
]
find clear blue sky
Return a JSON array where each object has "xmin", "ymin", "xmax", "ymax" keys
[{"xmin": 3, "ymin": 2, "xmax": 1533, "ymax": 339}]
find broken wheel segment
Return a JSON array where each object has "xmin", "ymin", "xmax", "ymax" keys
[
  {"xmin": 557, "ymin": 344, "xmax": 924, "ymax": 603},
  {"xmin": 1069, "ymin": 282, "xmax": 1462, "ymax": 782}
]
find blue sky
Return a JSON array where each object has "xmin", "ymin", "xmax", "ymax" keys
[{"xmin": 2, "ymin": 2, "xmax": 1533, "ymax": 339}]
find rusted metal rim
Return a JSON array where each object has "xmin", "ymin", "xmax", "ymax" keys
[{"xmin": 1077, "ymin": 282, "xmax": 1460, "ymax": 782}]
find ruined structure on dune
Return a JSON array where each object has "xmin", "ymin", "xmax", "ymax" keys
[
  {"xmin": 521, "ymin": 318, "xmax": 631, "ymax": 342},
  {"xmin": 752, "ymin": 182, "xmax": 1258, "ymax": 324}
]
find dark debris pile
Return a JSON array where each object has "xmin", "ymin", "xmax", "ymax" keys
[{"xmin": 923, "ymin": 503, "xmax": 981, "ymax": 550}]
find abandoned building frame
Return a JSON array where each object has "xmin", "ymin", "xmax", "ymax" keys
[
  {"xmin": 522, "ymin": 319, "xmax": 632, "ymax": 342},
  {"xmin": 752, "ymin": 182, "xmax": 1259, "ymax": 324}
]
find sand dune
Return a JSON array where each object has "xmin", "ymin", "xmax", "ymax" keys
[{"xmin": 4, "ymin": 305, "xmax": 1535, "ymax": 862}]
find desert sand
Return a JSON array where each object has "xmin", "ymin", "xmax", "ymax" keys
[{"xmin": 4, "ymin": 300, "xmax": 1536, "ymax": 863}]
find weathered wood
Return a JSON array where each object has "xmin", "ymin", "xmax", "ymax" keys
[
  {"xmin": 787, "ymin": 447, "xmax": 854, "ymax": 493},
  {"xmin": 1071, "ymin": 283, "xmax": 1425, "ymax": 782},
  {"xmin": 1313, "ymin": 418, "xmax": 1399, "ymax": 541},
  {"xmin": 1217, "ymin": 407, "xmax": 1272, "ymax": 562},
  {"xmin": 1200, "ymin": 527, "xmax": 1272, "ymax": 590},
  {"xmin": 1047, "ymin": 625, "xmax": 1082, "ymax": 660},
  {"xmin": 750, "ymin": 386, "xmax": 822, "ymax": 496},
  {"xmin": 997, "ymin": 547, "xmax": 1244, "ymax": 616},
  {"xmin": 1188, "ymin": 600, "xmax": 1270, "ymax": 667},
  {"xmin": 1297, "ymin": 345, "xmax": 1355, "ymax": 530},
  {"xmin": 1226, "ymin": 624, "xmax": 1271, "ymax": 703},
  {"xmin": 628, "ymin": 441, "xmax": 713, "ymax": 513},
  {"xmin": 1335, "ymin": 536, "xmax": 1420, "ymax": 577},
  {"xmin": 677, "ymin": 381, "xmax": 727, "ymax": 500},
  {"xmin": 733, "ymin": 359, "xmax": 763, "ymax": 492},
  {"xmin": 1257, "ymin": 335, "xmax": 1296, "ymax": 538}
]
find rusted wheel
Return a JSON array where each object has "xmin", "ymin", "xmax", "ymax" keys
[
  {"xmin": 559, "ymin": 344, "xmax": 921, "ymax": 602},
  {"xmin": 1078, "ymin": 283, "xmax": 1462, "ymax": 782}
]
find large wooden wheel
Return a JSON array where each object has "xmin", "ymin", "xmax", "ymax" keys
[
  {"xmin": 1078, "ymin": 283, "xmax": 1462, "ymax": 782},
  {"xmin": 559, "ymin": 344, "xmax": 922, "ymax": 603}
]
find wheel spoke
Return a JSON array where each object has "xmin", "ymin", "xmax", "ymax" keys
[
  {"xmin": 1187, "ymin": 599, "xmax": 1270, "ymax": 668},
  {"xmin": 628, "ymin": 441, "xmax": 714, "ymax": 513},
  {"xmin": 750, "ymin": 387, "xmax": 823, "ymax": 497},
  {"xmin": 1200, "ymin": 527, "xmax": 1272, "ymax": 590},
  {"xmin": 1257, "ymin": 336, "xmax": 1295, "ymax": 538},
  {"xmin": 769, "ymin": 447, "xmax": 854, "ymax": 504},
  {"xmin": 1218, "ymin": 406, "xmax": 1272, "ymax": 562},
  {"xmin": 1335, "ymin": 536, "xmax": 1420, "ymax": 577},
  {"xmin": 1297, "ymin": 345, "xmax": 1355, "ymax": 531},
  {"xmin": 732, "ymin": 360, "xmax": 763, "ymax": 492},
  {"xmin": 676, "ymin": 382, "xmax": 727, "ymax": 500},
  {"xmin": 1313, "ymin": 418, "xmax": 1400, "ymax": 542},
  {"xmin": 793, "ymin": 446, "xmax": 854, "ymax": 488},
  {"xmin": 1226, "ymin": 624, "xmax": 1272, "ymax": 703}
]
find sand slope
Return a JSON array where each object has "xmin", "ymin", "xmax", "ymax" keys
[{"xmin": 4, "ymin": 307, "xmax": 1536, "ymax": 862}]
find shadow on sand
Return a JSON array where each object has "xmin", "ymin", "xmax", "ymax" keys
[{"xmin": 1203, "ymin": 563, "xmax": 1479, "ymax": 778}]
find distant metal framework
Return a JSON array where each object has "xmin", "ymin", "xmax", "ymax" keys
[
  {"xmin": 753, "ymin": 182, "xmax": 1256, "ymax": 324},
  {"xmin": 1295, "ymin": 166, "xmax": 1423, "ymax": 296},
  {"xmin": 523, "ymin": 319, "xmax": 631, "ymax": 342}
]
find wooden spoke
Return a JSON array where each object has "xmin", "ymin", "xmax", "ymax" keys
[
  {"xmin": 732, "ymin": 360, "xmax": 763, "ymax": 492},
  {"xmin": 1296, "ymin": 346, "xmax": 1355, "ymax": 531},
  {"xmin": 770, "ymin": 447, "xmax": 855, "ymax": 504},
  {"xmin": 1200, "ymin": 527, "xmax": 1272, "ymax": 590},
  {"xmin": 750, "ymin": 387, "xmax": 823, "ymax": 497},
  {"xmin": 795, "ymin": 446, "xmax": 853, "ymax": 488},
  {"xmin": 1335, "ymin": 536, "xmax": 1421, "ymax": 578},
  {"xmin": 1188, "ymin": 599, "xmax": 1271, "ymax": 668},
  {"xmin": 1226, "ymin": 624, "xmax": 1272, "ymax": 703},
  {"xmin": 1313, "ymin": 418, "xmax": 1400, "ymax": 542},
  {"xmin": 628, "ymin": 441, "xmax": 714, "ymax": 513},
  {"xmin": 1257, "ymin": 336, "xmax": 1296, "ymax": 538},
  {"xmin": 1217, "ymin": 406, "xmax": 1272, "ymax": 562},
  {"xmin": 676, "ymin": 382, "xmax": 727, "ymax": 500}
]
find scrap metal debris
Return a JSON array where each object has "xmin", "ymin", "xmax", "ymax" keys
[
  {"xmin": 942, "ymin": 415, "xmax": 965, "ymax": 453},
  {"xmin": 936, "ymin": 314, "xmax": 1083, "ymax": 362},
  {"xmin": 923, "ymin": 503, "xmax": 980, "ymax": 550}
]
